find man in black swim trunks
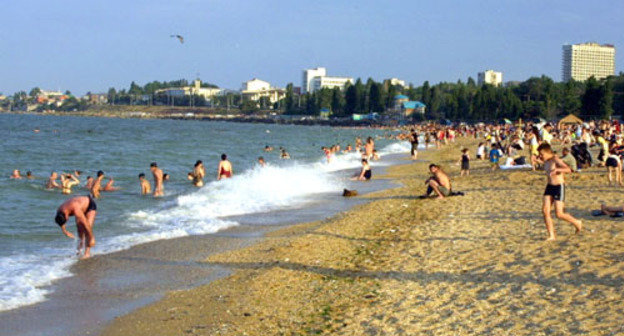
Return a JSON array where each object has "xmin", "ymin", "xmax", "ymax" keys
[
  {"xmin": 55, "ymin": 195, "xmax": 98, "ymax": 259},
  {"xmin": 409, "ymin": 128, "xmax": 419, "ymax": 160}
]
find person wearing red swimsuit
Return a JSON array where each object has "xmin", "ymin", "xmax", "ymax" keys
[{"xmin": 217, "ymin": 153, "xmax": 233, "ymax": 180}]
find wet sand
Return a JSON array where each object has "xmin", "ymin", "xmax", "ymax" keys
[{"xmin": 101, "ymin": 138, "xmax": 624, "ymax": 335}]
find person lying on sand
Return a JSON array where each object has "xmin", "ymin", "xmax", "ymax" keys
[
  {"xmin": 423, "ymin": 164, "xmax": 451, "ymax": 199},
  {"xmin": 597, "ymin": 204, "xmax": 624, "ymax": 217}
]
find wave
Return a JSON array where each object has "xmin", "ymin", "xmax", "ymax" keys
[{"xmin": 0, "ymin": 140, "xmax": 413, "ymax": 312}]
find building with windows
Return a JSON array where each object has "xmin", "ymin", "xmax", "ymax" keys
[
  {"xmin": 155, "ymin": 79, "xmax": 221, "ymax": 99},
  {"xmin": 302, "ymin": 67, "xmax": 353, "ymax": 93},
  {"xmin": 386, "ymin": 78, "xmax": 406, "ymax": 87},
  {"xmin": 562, "ymin": 42, "xmax": 616, "ymax": 82},
  {"xmin": 241, "ymin": 78, "xmax": 285, "ymax": 104},
  {"xmin": 477, "ymin": 70, "xmax": 503, "ymax": 86}
]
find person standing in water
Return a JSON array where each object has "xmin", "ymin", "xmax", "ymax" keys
[
  {"xmin": 46, "ymin": 172, "xmax": 61, "ymax": 189},
  {"xmin": 409, "ymin": 129, "xmax": 419, "ymax": 160},
  {"xmin": 60, "ymin": 173, "xmax": 80, "ymax": 194},
  {"xmin": 91, "ymin": 170, "xmax": 105, "ymax": 198},
  {"xmin": 538, "ymin": 143, "xmax": 582, "ymax": 241},
  {"xmin": 191, "ymin": 160, "xmax": 205, "ymax": 187},
  {"xmin": 138, "ymin": 173, "xmax": 151, "ymax": 195},
  {"xmin": 364, "ymin": 137, "xmax": 375, "ymax": 160},
  {"xmin": 54, "ymin": 195, "xmax": 97, "ymax": 259},
  {"xmin": 258, "ymin": 156, "xmax": 266, "ymax": 167},
  {"xmin": 10, "ymin": 170, "xmax": 22, "ymax": 179},
  {"xmin": 150, "ymin": 162, "xmax": 164, "ymax": 197},
  {"xmin": 217, "ymin": 154, "xmax": 233, "ymax": 180}
]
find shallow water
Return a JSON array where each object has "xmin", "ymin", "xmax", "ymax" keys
[{"xmin": 0, "ymin": 113, "xmax": 410, "ymax": 312}]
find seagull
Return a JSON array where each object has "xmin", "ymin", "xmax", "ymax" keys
[{"xmin": 170, "ymin": 35, "xmax": 184, "ymax": 44}]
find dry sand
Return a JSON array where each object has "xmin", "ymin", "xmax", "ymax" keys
[{"xmin": 102, "ymin": 138, "xmax": 624, "ymax": 335}]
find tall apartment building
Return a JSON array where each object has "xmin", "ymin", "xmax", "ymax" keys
[
  {"xmin": 562, "ymin": 42, "xmax": 615, "ymax": 82},
  {"xmin": 477, "ymin": 70, "xmax": 503, "ymax": 86},
  {"xmin": 302, "ymin": 67, "xmax": 353, "ymax": 93}
]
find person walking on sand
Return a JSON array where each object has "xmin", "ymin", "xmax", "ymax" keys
[
  {"xmin": 150, "ymin": 162, "xmax": 164, "ymax": 197},
  {"xmin": 459, "ymin": 148, "xmax": 470, "ymax": 176},
  {"xmin": 538, "ymin": 143, "xmax": 582, "ymax": 241},
  {"xmin": 54, "ymin": 195, "xmax": 97, "ymax": 259},
  {"xmin": 138, "ymin": 173, "xmax": 151, "ymax": 195},
  {"xmin": 489, "ymin": 143, "xmax": 501, "ymax": 171},
  {"xmin": 217, "ymin": 154, "xmax": 233, "ymax": 180}
]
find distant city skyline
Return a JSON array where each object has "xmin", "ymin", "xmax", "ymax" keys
[{"xmin": 1, "ymin": 0, "xmax": 623, "ymax": 96}]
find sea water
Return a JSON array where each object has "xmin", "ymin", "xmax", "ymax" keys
[{"xmin": 0, "ymin": 113, "xmax": 411, "ymax": 311}]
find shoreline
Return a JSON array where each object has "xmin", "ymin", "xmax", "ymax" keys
[
  {"xmin": 102, "ymin": 138, "xmax": 624, "ymax": 335},
  {"xmin": 0, "ymin": 109, "xmax": 386, "ymax": 127},
  {"xmin": 0, "ymin": 155, "xmax": 404, "ymax": 336}
]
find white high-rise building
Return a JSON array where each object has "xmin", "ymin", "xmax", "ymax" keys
[
  {"xmin": 302, "ymin": 67, "xmax": 327, "ymax": 93},
  {"xmin": 302, "ymin": 67, "xmax": 353, "ymax": 93},
  {"xmin": 562, "ymin": 42, "xmax": 616, "ymax": 82},
  {"xmin": 477, "ymin": 70, "xmax": 503, "ymax": 87}
]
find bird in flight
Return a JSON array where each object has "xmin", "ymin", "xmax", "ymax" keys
[{"xmin": 170, "ymin": 35, "xmax": 184, "ymax": 44}]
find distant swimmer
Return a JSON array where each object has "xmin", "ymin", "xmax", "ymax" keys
[
  {"xmin": 322, "ymin": 147, "xmax": 332, "ymax": 164},
  {"xmin": 55, "ymin": 195, "xmax": 97, "ymax": 259},
  {"xmin": 150, "ymin": 162, "xmax": 164, "ymax": 197},
  {"xmin": 60, "ymin": 173, "xmax": 80, "ymax": 194},
  {"xmin": 163, "ymin": 173, "xmax": 170, "ymax": 182},
  {"xmin": 103, "ymin": 177, "xmax": 120, "ymax": 191},
  {"xmin": 217, "ymin": 154, "xmax": 233, "ymax": 180},
  {"xmin": 264, "ymin": 145, "xmax": 273, "ymax": 152},
  {"xmin": 351, "ymin": 159, "xmax": 372, "ymax": 181},
  {"xmin": 138, "ymin": 173, "xmax": 151, "ymax": 195},
  {"xmin": 84, "ymin": 176, "xmax": 94, "ymax": 190},
  {"xmin": 26, "ymin": 171, "xmax": 34, "ymax": 179},
  {"xmin": 10, "ymin": 169, "xmax": 22, "ymax": 179},
  {"xmin": 91, "ymin": 171, "xmax": 105, "ymax": 198},
  {"xmin": 258, "ymin": 156, "xmax": 266, "ymax": 167},
  {"xmin": 190, "ymin": 160, "xmax": 205, "ymax": 187},
  {"xmin": 280, "ymin": 148, "xmax": 291, "ymax": 159},
  {"xmin": 46, "ymin": 172, "xmax": 61, "ymax": 189}
]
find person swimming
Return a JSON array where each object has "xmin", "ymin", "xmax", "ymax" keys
[
  {"xmin": 280, "ymin": 148, "xmax": 291, "ymax": 159},
  {"xmin": 10, "ymin": 169, "xmax": 22, "ymax": 179},
  {"xmin": 217, "ymin": 154, "xmax": 233, "ymax": 180},
  {"xmin": 103, "ymin": 177, "xmax": 120, "ymax": 191},
  {"xmin": 258, "ymin": 156, "xmax": 266, "ymax": 167}
]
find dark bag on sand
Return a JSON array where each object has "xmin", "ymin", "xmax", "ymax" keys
[
  {"xmin": 514, "ymin": 156, "xmax": 526, "ymax": 165},
  {"xmin": 343, "ymin": 189, "xmax": 358, "ymax": 197}
]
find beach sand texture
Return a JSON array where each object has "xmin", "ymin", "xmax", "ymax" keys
[{"xmin": 102, "ymin": 139, "xmax": 624, "ymax": 335}]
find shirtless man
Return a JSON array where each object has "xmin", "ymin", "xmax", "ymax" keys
[
  {"xmin": 150, "ymin": 162, "xmax": 164, "ymax": 197},
  {"xmin": 364, "ymin": 137, "xmax": 375, "ymax": 160},
  {"xmin": 538, "ymin": 143, "xmax": 582, "ymax": 241},
  {"xmin": 217, "ymin": 154, "xmax": 233, "ymax": 180},
  {"xmin": 424, "ymin": 164, "xmax": 451, "ymax": 199},
  {"xmin": 258, "ymin": 156, "xmax": 266, "ymax": 167},
  {"xmin": 10, "ymin": 169, "xmax": 22, "ymax": 179},
  {"xmin": 60, "ymin": 173, "xmax": 80, "ymax": 194},
  {"xmin": 90, "ymin": 171, "xmax": 105, "ymax": 198},
  {"xmin": 54, "ymin": 195, "xmax": 97, "ymax": 259},
  {"xmin": 46, "ymin": 172, "xmax": 61, "ymax": 189},
  {"xmin": 138, "ymin": 173, "xmax": 151, "ymax": 195}
]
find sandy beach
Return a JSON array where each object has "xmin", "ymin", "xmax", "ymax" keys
[{"xmin": 102, "ymin": 138, "xmax": 624, "ymax": 335}]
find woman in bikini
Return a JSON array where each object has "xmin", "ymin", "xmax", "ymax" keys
[{"xmin": 217, "ymin": 154, "xmax": 233, "ymax": 180}]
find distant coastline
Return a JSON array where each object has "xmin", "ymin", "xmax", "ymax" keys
[{"xmin": 0, "ymin": 106, "xmax": 384, "ymax": 127}]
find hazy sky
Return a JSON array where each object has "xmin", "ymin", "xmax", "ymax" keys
[{"xmin": 1, "ymin": 0, "xmax": 622, "ymax": 95}]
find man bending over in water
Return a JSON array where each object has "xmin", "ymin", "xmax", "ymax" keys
[
  {"xmin": 538, "ymin": 143, "xmax": 582, "ymax": 241},
  {"xmin": 150, "ymin": 162, "xmax": 164, "ymax": 197},
  {"xmin": 55, "ymin": 195, "xmax": 97, "ymax": 259},
  {"xmin": 423, "ymin": 164, "xmax": 451, "ymax": 199}
]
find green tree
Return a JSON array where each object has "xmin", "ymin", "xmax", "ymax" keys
[
  {"xmin": 561, "ymin": 80, "xmax": 581, "ymax": 116},
  {"xmin": 330, "ymin": 87, "xmax": 344, "ymax": 117},
  {"xmin": 29, "ymin": 87, "xmax": 41, "ymax": 98},
  {"xmin": 599, "ymin": 78, "xmax": 614, "ymax": 119},
  {"xmin": 284, "ymin": 83, "xmax": 296, "ymax": 114},
  {"xmin": 368, "ymin": 83, "xmax": 383, "ymax": 112},
  {"xmin": 345, "ymin": 84, "xmax": 358, "ymax": 115},
  {"xmin": 581, "ymin": 76, "xmax": 602, "ymax": 117}
]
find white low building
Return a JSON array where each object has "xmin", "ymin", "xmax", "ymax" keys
[
  {"xmin": 477, "ymin": 70, "xmax": 503, "ymax": 87},
  {"xmin": 241, "ymin": 78, "xmax": 285, "ymax": 104},
  {"xmin": 302, "ymin": 67, "xmax": 353, "ymax": 93},
  {"xmin": 155, "ymin": 79, "xmax": 221, "ymax": 99},
  {"xmin": 387, "ymin": 78, "xmax": 406, "ymax": 87}
]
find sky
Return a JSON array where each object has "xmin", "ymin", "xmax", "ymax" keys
[{"xmin": 1, "ymin": 0, "xmax": 623, "ymax": 96}]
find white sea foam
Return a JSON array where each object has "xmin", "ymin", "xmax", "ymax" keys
[{"xmin": 0, "ymin": 140, "xmax": 410, "ymax": 312}]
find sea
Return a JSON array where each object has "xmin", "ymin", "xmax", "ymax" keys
[{"xmin": 0, "ymin": 113, "xmax": 413, "ymax": 313}]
